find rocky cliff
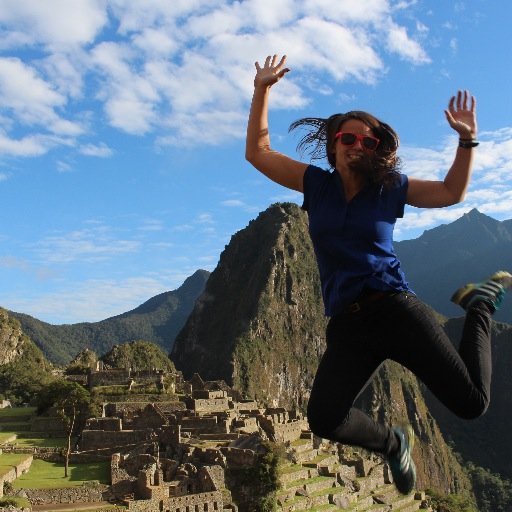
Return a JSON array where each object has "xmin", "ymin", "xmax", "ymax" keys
[
  {"xmin": 0, "ymin": 307, "xmax": 36, "ymax": 365},
  {"xmin": 0, "ymin": 308, "xmax": 52, "ymax": 405},
  {"xmin": 171, "ymin": 202, "xmax": 471, "ymax": 494}
]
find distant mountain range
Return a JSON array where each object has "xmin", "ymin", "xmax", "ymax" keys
[
  {"xmin": 9, "ymin": 269, "xmax": 209, "ymax": 364},
  {"xmin": 6, "ymin": 207, "xmax": 512, "ymax": 363},
  {"xmin": 396, "ymin": 208, "xmax": 512, "ymax": 324}
]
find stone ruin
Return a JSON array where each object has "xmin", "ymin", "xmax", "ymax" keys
[{"xmin": 10, "ymin": 366, "xmax": 431, "ymax": 511}]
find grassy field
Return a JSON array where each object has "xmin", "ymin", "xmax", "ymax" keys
[
  {"xmin": 12, "ymin": 459, "xmax": 111, "ymax": 488},
  {"xmin": 14, "ymin": 437, "xmax": 69, "ymax": 448},
  {"xmin": 0, "ymin": 453, "xmax": 32, "ymax": 477}
]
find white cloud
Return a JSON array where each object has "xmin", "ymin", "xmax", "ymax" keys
[
  {"xmin": 91, "ymin": 41, "xmax": 160, "ymax": 134},
  {"xmin": 138, "ymin": 219, "xmax": 164, "ymax": 232},
  {"xmin": 221, "ymin": 199, "xmax": 245, "ymax": 207},
  {"xmin": 385, "ymin": 21, "xmax": 431, "ymax": 64},
  {"xmin": 0, "ymin": 133, "xmax": 49, "ymax": 157},
  {"xmin": 396, "ymin": 204, "xmax": 469, "ymax": 239},
  {"xmin": 303, "ymin": 0, "xmax": 389, "ymax": 24},
  {"xmin": 0, "ymin": 0, "xmax": 431, "ymax": 150},
  {"xmin": 132, "ymin": 28, "xmax": 178, "ymax": 56},
  {"xmin": 5, "ymin": 275, "xmax": 173, "ymax": 323},
  {"xmin": 197, "ymin": 213, "xmax": 215, "ymax": 224},
  {"xmin": 41, "ymin": 52, "xmax": 86, "ymax": 99},
  {"xmin": 56, "ymin": 160, "xmax": 73, "ymax": 173},
  {"xmin": 0, "ymin": 0, "xmax": 107, "ymax": 47},
  {"xmin": 79, "ymin": 142, "xmax": 113, "ymax": 157},
  {"xmin": 34, "ymin": 226, "xmax": 141, "ymax": 264},
  {"xmin": 0, "ymin": 57, "xmax": 82, "ymax": 133}
]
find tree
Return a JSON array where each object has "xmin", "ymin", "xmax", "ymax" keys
[
  {"xmin": 101, "ymin": 340, "xmax": 175, "ymax": 372},
  {"xmin": 37, "ymin": 380, "xmax": 91, "ymax": 477}
]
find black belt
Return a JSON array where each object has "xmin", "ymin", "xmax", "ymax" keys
[{"xmin": 346, "ymin": 290, "xmax": 395, "ymax": 313}]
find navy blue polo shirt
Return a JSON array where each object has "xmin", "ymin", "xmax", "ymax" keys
[{"xmin": 302, "ymin": 164, "xmax": 412, "ymax": 317}]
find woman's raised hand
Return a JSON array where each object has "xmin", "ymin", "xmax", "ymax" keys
[
  {"xmin": 444, "ymin": 90, "xmax": 477, "ymax": 139},
  {"xmin": 254, "ymin": 54, "xmax": 290, "ymax": 89}
]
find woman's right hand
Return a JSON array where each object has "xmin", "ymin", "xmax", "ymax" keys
[{"xmin": 254, "ymin": 54, "xmax": 289, "ymax": 88}]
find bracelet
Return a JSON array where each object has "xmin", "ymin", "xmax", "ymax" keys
[{"xmin": 459, "ymin": 139, "xmax": 479, "ymax": 148}]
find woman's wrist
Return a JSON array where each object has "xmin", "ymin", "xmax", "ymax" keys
[{"xmin": 458, "ymin": 137, "xmax": 479, "ymax": 149}]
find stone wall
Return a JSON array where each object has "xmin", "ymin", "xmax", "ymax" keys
[
  {"xmin": 24, "ymin": 482, "xmax": 111, "ymax": 506},
  {"xmin": 80, "ymin": 429, "xmax": 152, "ymax": 451},
  {"xmin": 257, "ymin": 415, "xmax": 306, "ymax": 443},
  {"xmin": 0, "ymin": 455, "xmax": 32, "ymax": 497},
  {"xmin": 220, "ymin": 447, "xmax": 257, "ymax": 468},
  {"xmin": 188, "ymin": 398, "xmax": 230, "ymax": 414},
  {"xmin": 232, "ymin": 417, "xmax": 258, "ymax": 433},
  {"xmin": 126, "ymin": 490, "xmax": 223, "ymax": 512},
  {"xmin": 193, "ymin": 390, "xmax": 227, "ymax": 399},
  {"xmin": 104, "ymin": 400, "xmax": 186, "ymax": 416},
  {"xmin": 89, "ymin": 369, "xmax": 130, "ymax": 387},
  {"xmin": 86, "ymin": 417, "xmax": 122, "ymax": 431},
  {"xmin": 180, "ymin": 416, "xmax": 230, "ymax": 435}
]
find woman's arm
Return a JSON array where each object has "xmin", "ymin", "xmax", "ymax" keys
[
  {"xmin": 407, "ymin": 90, "xmax": 477, "ymax": 208},
  {"xmin": 245, "ymin": 55, "xmax": 308, "ymax": 192}
]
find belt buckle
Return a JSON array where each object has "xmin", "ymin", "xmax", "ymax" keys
[{"xmin": 348, "ymin": 302, "xmax": 361, "ymax": 313}]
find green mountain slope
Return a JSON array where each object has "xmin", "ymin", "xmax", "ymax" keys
[{"xmin": 10, "ymin": 269, "xmax": 209, "ymax": 364}]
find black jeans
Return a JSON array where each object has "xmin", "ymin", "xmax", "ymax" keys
[{"xmin": 306, "ymin": 291, "xmax": 493, "ymax": 456}]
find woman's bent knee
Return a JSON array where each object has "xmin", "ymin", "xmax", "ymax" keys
[
  {"xmin": 307, "ymin": 402, "xmax": 349, "ymax": 440},
  {"xmin": 453, "ymin": 399, "xmax": 489, "ymax": 420}
]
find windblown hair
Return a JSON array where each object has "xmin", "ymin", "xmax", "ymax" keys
[{"xmin": 289, "ymin": 111, "xmax": 402, "ymax": 188}]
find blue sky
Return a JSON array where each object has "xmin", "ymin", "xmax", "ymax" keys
[{"xmin": 0, "ymin": 0, "xmax": 511, "ymax": 324}]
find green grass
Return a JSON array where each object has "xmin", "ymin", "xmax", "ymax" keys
[
  {"xmin": 0, "ymin": 432, "xmax": 17, "ymax": 443},
  {"xmin": 0, "ymin": 406, "xmax": 36, "ymax": 418},
  {"xmin": 12, "ymin": 459, "xmax": 111, "ymax": 488},
  {"xmin": 13, "ymin": 436, "xmax": 69, "ymax": 448},
  {"xmin": 0, "ymin": 454, "xmax": 32, "ymax": 477},
  {"xmin": 0, "ymin": 431, "xmax": 70, "ymax": 447}
]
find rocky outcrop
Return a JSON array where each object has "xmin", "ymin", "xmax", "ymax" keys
[{"xmin": 0, "ymin": 308, "xmax": 32, "ymax": 365}]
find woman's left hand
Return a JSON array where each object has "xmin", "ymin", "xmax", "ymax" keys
[{"xmin": 444, "ymin": 90, "xmax": 477, "ymax": 139}]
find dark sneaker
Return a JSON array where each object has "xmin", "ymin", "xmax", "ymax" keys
[
  {"xmin": 388, "ymin": 425, "xmax": 416, "ymax": 495},
  {"xmin": 451, "ymin": 271, "xmax": 512, "ymax": 312}
]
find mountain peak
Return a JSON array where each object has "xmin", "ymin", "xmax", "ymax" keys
[
  {"xmin": 178, "ymin": 269, "xmax": 210, "ymax": 292},
  {"xmin": 415, "ymin": 208, "xmax": 507, "ymax": 245},
  {"xmin": 171, "ymin": 202, "xmax": 327, "ymax": 409}
]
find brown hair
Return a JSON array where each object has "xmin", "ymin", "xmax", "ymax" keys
[{"xmin": 289, "ymin": 111, "xmax": 402, "ymax": 188}]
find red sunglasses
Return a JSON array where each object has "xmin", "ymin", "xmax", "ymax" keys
[{"xmin": 335, "ymin": 131, "xmax": 380, "ymax": 151}]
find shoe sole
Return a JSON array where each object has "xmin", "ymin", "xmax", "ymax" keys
[{"xmin": 451, "ymin": 270, "xmax": 512, "ymax": 306}]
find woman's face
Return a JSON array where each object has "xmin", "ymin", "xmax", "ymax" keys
[{"xmin": 331, "ymin": 118, "xmax": 377, "ymax": 173}]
